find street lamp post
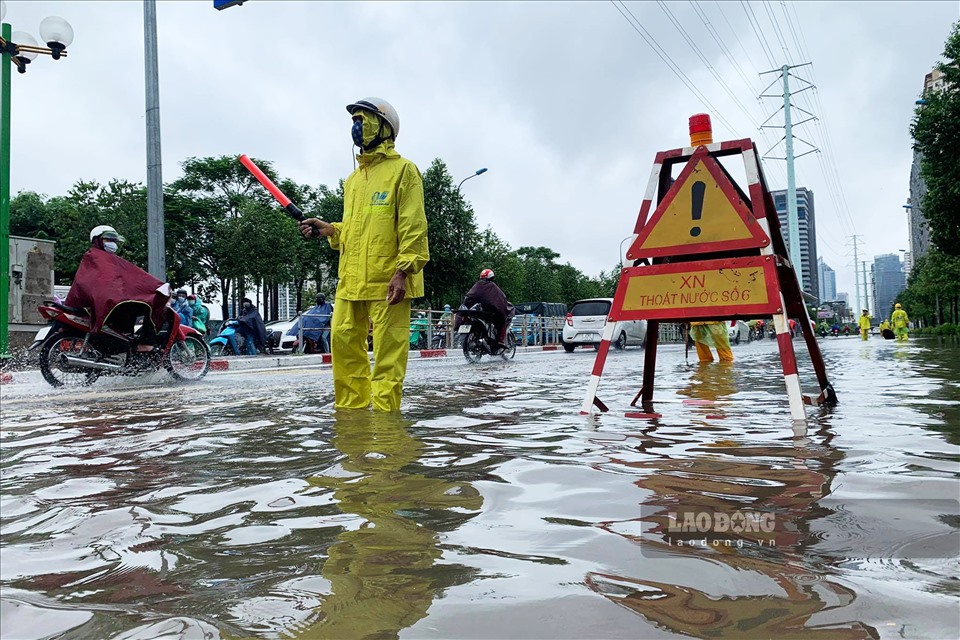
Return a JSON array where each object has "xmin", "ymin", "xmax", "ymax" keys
[
  {"xmin": 456, "ymin": 167, "xmax": 488, "ymax": 193},
  {"xmin": 0, "ymin": 1, "xmax": 74, "ymax": 358}
]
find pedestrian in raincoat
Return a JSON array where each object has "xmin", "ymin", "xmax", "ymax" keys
[
  {"xmin": 187, "ymin": 294, "xmax": 209, "ymax": 334},
  {"xmin": 858, "ymin": 309, "xmax": 871, "ymax": 340},
  {"xmin": 299, "ymin": 97, "xmax": 429, "ymax": 412},
  {"xmin": 891, "ymin": 303, "xmax": 910, "ymax": 341},
  {"xmin": 689, "ymin": 321, "xmax": 734, "ymax": 363}
]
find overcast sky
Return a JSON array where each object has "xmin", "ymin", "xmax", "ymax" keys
[{"xmin": 5, "ymin": 0, "xmax": 957, "ymax": 299}]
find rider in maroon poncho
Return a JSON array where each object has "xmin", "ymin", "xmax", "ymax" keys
[
  {"xmin": 457, "ymin": 268, "xmax": 515, "ymax": 347},
  {"xmin": 64, "ymin": 226, "xmax": 171, "ymax": 351}
]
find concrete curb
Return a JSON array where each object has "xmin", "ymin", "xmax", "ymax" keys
[{"xmin": 205, "ymin": 344, "xmax": 565, "ymax": 372}]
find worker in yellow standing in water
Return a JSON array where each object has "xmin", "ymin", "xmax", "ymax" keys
[
  {"xmin": 690, "ymin": 321, "xmax": 734, "ymax": 363},
  {"xmin": 858, "ymin": 309, "xmax": 871, "ymax": 341},
  {"xmin": 891, "ymin": 302, "xmax": 910, "ymax": 341}
]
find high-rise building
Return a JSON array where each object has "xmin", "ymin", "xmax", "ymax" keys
[
  {"xmin": 908, "ymin": 67, "xmax": 945, "ymax": 260},
  {"xmin": 817, "ymin": 257, "xmax": 836, "ymax": 302},
  {"xmin": 771, "ymin": 187, "xmax": 819, "ymax": 301},
  {"xmin": 873, "ymin": 254, "xmax": 906, "ymax": 319}
]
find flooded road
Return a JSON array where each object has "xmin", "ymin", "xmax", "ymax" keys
[{"xmin": 1, "ymin": 338, "xmax": 958, "ymax": 639}]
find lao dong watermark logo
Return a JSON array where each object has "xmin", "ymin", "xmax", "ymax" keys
[
  {"xmin": 659, "ymin": 509, "xmax": 778, "ymax": 551},
  {"xmin": 667, "ymin": 510, "xmax": 775, "ymax": 534}
]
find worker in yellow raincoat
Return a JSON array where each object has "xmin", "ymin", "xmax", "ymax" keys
[
  {"xmin": 891, "ymin": 302, "xmax": 910, "ymax": 341},
  {"xmin": 300, "ymin": 97, "xmax": 429, "ymax": 411},
  {"xmin": 857, "ymin": 309, "xmax": 871, "ymax": 340},
  {"xmin": 689, "ymin": 321, "xmax": 734, "ymax": 363}
]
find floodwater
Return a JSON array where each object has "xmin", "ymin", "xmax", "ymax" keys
[{"xmin": 1, "ymin": 337, "xmax": 958, "ymax": 639}]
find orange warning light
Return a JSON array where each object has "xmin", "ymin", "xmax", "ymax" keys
[{"xmin": 688, "ymin": 113, "xmax": 713, "ymax": 146}]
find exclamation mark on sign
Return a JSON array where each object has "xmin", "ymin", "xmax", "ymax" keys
[{"xmin": 690, "ymin": 181, "xmax": 706, "ymax": 237}]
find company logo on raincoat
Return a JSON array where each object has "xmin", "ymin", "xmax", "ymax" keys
[{"xmin": 370, "ymin": 191, "xmax": 390, "ymax": 207}]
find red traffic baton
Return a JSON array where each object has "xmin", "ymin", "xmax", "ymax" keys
[{"xmin": 239, "ymin": 154, "xmax": 305, "ymax": 222}]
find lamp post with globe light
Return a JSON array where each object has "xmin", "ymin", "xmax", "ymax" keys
[{"xmin": 0, "ymin": 0, "xmax": 75, "ymax": 358}]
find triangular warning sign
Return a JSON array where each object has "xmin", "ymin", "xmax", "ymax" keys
[{"xmin": 627, "ymin": 149, "xmax": 769, "ymax": 259}]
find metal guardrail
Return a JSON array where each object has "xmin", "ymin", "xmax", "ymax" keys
[{"xmin": 293, "ymin": 308, "xmax": 687, "ymax": 351}]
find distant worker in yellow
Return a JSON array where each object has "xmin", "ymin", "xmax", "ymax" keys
[
  {"xmin": 891, "ymin": 302, "xmax": 910, "ymax": 341},
  {"xmin": 858, "ymin": 309, "xmax": 871, "ymax": 341},
  {"xmin": 690, "ymin": 321, "xmax": 734, "ymax": 363}
]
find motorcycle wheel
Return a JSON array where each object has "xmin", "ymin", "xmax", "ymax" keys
[
  {"xmin": 500, "ymin": 333, "xmax": 517, "ymax": 360},
  {"xmin": 463, "ymin": 331, "xmax": 483, "ymax": 364},
  {"xmin": 209, "ymin": 342, "xmax": 227, "ymax": 357},
  {"xmin": 166, "ymin": 335, "xmax": 211, "ymax": 381},
  {"xmin": 38, "ymin": 335, "xmax": 101, "ymax": 388}
]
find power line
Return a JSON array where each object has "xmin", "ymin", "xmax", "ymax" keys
[
  {"xmin": 761, "ymin": 0, "xmax": 792, "ymax": 63},
  {"xmin": 608, "ymin": 0, "xmax": 739, "ymax": 135},
  {"xmin": 741, "ymin": 0, "xmax": 776, "ymax": 67},
  {"xmin": 655, "ymin": 0, "xmax": 762, "ymax": 128}
]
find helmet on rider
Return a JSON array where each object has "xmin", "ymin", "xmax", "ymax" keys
[
  {"xmin": 90, "ymin": 225, "xmax": 125, "ymax": 243},
  {"xmin": 90, "ymin": 225, "xmax": 125, "ymax": 253},
  {"xmin": 895, "ymin": 302, "xmax": 902, "ymax": 309},
  {"xmin": 480, "ymin": 268, "xmax": 495, "ymax": 280},
  {"xmin": 444, "ymin": 304, "xmax": 451, "ymax": 311}
]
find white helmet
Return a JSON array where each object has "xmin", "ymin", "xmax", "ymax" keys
[
  {"xmin": 346, "ymin": 97, "xmax": 400, "ymax": 139},
  {"xmin": 90, "ymin": 225, "xmax": 125, "ymax": 243}
]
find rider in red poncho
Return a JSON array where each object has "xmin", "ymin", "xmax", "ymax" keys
[{"xmin": 64, "ymin": 226, "xmax": 171, "ymax": 350}]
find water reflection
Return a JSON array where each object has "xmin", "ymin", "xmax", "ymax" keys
[
  {"xmin": 302, "ymin": 410, "xmax": 483, "ymax": 638},
  {"xmin": 589, "ymin": 413, "xmax": 880, "ymax": 638}
]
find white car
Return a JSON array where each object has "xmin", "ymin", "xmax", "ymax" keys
[
  {"xmin": 561, "ymin": 298, "xmax": 647, "ymax": 352},
  {"xmin": 728, "ymin": 320, "xmax": 752, "ymax": 345},
  {"xmin": 265, "ymin": 316, "xmax": 300, "ymax": 353}
]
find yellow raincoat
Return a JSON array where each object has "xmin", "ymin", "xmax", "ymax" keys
[
  {"xmin": 857, "ymin": 312, "xmax": 871, "ymax": 340},
  {"xmin": 891, "ymin": 307, "xmax": 909, "ymax": 341},
  {"xmin": 328, "ymin": 138, "xmax": 429, "ymax": 411}
]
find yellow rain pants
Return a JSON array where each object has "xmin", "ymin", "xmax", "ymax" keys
[
  {"xmin": 690, "ymin": 321, "xmax": 734, "ymax": 363},
  {"xmin": 332, "ymin": 299, "xmax": 412, "ymax": 411}
]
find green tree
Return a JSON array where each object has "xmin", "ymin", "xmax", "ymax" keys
[
  {"xmin": 422, "ymin": 159, "xmax": 479, "ymax": 309},
  {"xmin": 473, "ymin": 228, "xmax": 524, "ymax": 304},
  {"xmin": 169, "ymin": 155, "xmax": 280, "ymax": 317},
  {"xmin": 899, "ymin": 248, "xmax": 960, "ymax": 326},
  {"xmin": 515, "ymin": 246, "xmax": 562, "ymax": 303},
  {"xmin": 910, "ymin": 22, "xmax": 960, "ymax": 257}
]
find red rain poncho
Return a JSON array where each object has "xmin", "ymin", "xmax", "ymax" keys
[{"xmin": 65, "ymin": 248, "xmax": 170, "ymax": 333}]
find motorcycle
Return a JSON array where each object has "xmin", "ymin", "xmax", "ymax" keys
[
  {"xmin": 209, "ymin": 321, "xmax": 245, "ymax": 356},
  {"xmin": 32, "ymin": 300, "xmax": 210, "ymax": 388},
  {"xmin": 455, "ymin": 304, "xmax": 517, "ymax": 363},
  {"xmin": 409, "ymin": 315, "xmax": 429, "ymax": 351},
  {"xmin": 431, "ymin": 320, "xmax": 448, "ymax": 350}
]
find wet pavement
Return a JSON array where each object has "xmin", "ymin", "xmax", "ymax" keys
[{"xmin": 1, "ymin": 337, "xmax": 958, "ymax": 639}]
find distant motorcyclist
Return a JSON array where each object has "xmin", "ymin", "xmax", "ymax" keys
[
  {"xmin": 292, "ymin": 293, "xmax": 335, "ymax": 353},
  {"xmin": 172, "ymin": 289, "xmax": 193, "ymax": 327},
  {"xmin": 458, "ymin": 269, "xmax": 515, "ymax": 348},
  {"xmin": 187, "ymin": 294, "xmax": 209, "ymax": 334},
  {"xmin": 64, "ymin": 225, "xmax": 170, "ymax": 352},
  {"xmin": 232, "ymin": 298, "xmax": 268, "ymax": 356}
]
